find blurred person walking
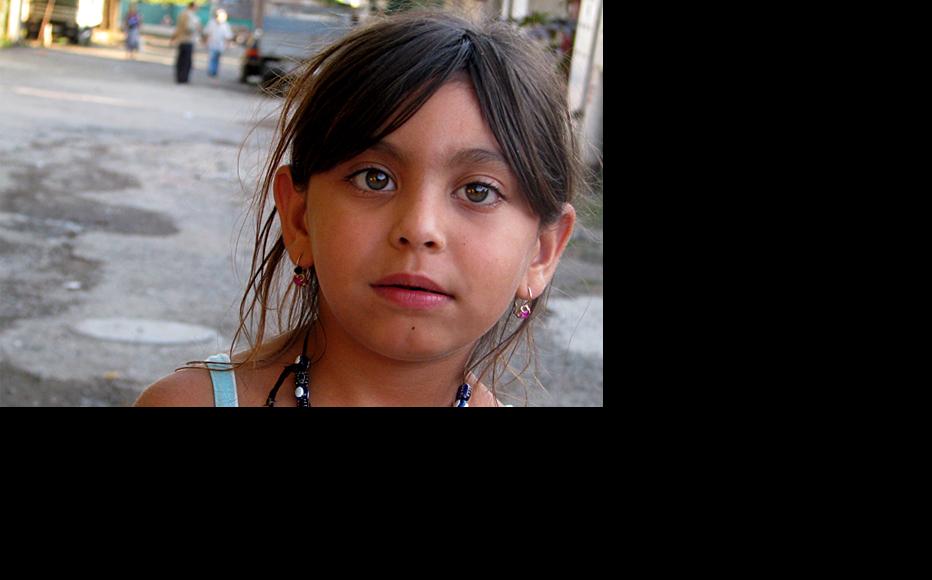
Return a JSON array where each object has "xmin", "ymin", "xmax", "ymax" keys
[
  {"xmin": 172, "ymin": 2, "xmax": 201, "ymax": 83},
  {"xmin": 203, "ymin": 8, "xmax": 234, "ymax": 79}
]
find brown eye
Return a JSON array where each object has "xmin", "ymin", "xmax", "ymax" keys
[
  {"xmin": 465, "ymin": 184, "xmax": 491, "ymax": 203},
  {"xmin": 348, "ymin": 168, "xmax": 396, "ymax": 192},
  {"xmin": 366, "ymin": 170, "xmax": 390, "ymax": 190},
  {"xmin": 456, "ymin": 182, "xmax": 503, "ymax": 206}
]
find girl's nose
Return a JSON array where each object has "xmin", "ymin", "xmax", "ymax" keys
[{"xmin": 389, "ymin": 187, "xmax": 446, "ymax": 252}]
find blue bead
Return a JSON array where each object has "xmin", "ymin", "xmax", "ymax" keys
[{"xmin": 456, "ymin": 383, "xmax": 472, "ymax": 401}]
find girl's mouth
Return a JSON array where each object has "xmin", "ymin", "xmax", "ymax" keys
[
  {"xmin": 380, "ymin": 284, "xmax": 448, "ymax": 295},
  {"xmin": 371, "ymin": 273, "xmax": 452, "ymax": 297},
  {"xmin": 371, "ymin": 275, "xmax": 454, "ymax": 310},
  {"xmin": 371, "ymin": 286, "xmax": 453, "ymax": 309}
]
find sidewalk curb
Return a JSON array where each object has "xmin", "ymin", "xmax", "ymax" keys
[{"xmin": 141, "ymin": 24, "xmax": 176, "ymax": 38}]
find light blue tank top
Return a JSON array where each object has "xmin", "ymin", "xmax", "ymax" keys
[{"xmin": 205, "ymin": 353, "xmax": 239, "ymax": 407}]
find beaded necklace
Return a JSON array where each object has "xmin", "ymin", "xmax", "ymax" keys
[{"xmin": 264, "ymin": 330, "xmax": 473, "ymax": 407}]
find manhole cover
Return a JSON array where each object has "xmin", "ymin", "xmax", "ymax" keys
[{"xmin": 72, "ymin": 318, "xmax": 218, "ymax": 345}]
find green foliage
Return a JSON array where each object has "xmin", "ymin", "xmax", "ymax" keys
[
  {"xmin": 386, "ymin": 0, "xmax": 445, "ymax": 14},
  {"xmin": 519, "ymin": 11, "xmax": 550, "ymax": 26}
]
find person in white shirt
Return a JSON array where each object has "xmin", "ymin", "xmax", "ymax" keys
[{"xmin": 203, "ymin": 8, "xmax": 234, "ymax": 78}]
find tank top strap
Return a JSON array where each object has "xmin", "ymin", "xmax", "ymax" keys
[{"xmin": 205, "ymin": 353, "xmax": 239, "ymax": 407}]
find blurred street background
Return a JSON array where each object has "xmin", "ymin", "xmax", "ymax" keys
[{"xmin": 0, "ymin": 0, "xmax": 602, "ymax": 406}]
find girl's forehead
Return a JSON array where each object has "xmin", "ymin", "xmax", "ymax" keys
[
  {"xmin": 365, "ymin": 140, "xmax": 510, "ymax": 176},
  {"xmin": 380, "ymin": 80, "xmax": 503, "ymax": 161}
]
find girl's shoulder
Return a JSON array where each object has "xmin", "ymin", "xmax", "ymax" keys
[
  {"xmin": 135, "ymin": 352, "xmax": 282, "ymax": 407},
  {"xmin": 469, "ymin": 382, "xmax": 510, "ymax": 408},
  {"xmin": 133, "ymin": 366, "xmax": 217, "ymax": 407}
]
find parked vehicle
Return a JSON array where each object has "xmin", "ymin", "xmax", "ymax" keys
[
  {"xmin": 23, "ymin": 0, "xmax": 104, "ymax": 45},
  {"xmin": 241, "ymin": 1, "xmax": 351, "ymax": 88}
]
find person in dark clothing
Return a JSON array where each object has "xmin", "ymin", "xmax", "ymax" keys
[{"xmin": 171, "ymin": 2, "xmax": 200, "ymax": 83}]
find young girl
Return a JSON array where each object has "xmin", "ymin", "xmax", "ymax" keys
[{"xmin": 135, "ymin": 10, "xmax": 582, "ymax": 407}]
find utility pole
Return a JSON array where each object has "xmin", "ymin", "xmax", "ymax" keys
[
  {"xmin": 99, "ymin": 0, "xmax": 118, "ymax": 32},
  {"xmin": 38, "ymin": 0, "xmax": 56, "ymax": 47},
  {"xmin": 252, "ymin": 0, "xmax": 265, "ymax": 31},
  {"xmin": 4, "ymin": 0, "xmax": 25, "ymax": 42},
  {"xmin": 567, "ymin": 0, "xmax": 602, "ymax": 168}
]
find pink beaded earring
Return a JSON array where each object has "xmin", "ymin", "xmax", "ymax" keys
[
  {"xmin": 293, "ymin": 265, "xmax": 309, "ymax": 287},
  {"xmin": 513, "ymin": 286, "xmax": 533, "ymax": 320}
]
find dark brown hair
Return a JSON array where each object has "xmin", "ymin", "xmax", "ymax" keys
[{"xmin": 234, "ymin": 10, "xmax": 582, "ymax": 404}]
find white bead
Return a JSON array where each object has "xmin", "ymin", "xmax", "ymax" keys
[{"xmin": 295, "ymin": 386, "xmax": 305, "ymax": 398}]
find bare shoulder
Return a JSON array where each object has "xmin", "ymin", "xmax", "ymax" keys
[
  {"xmin": 133, "ymin": 367, "xmax": 216, "ymax": 407},
  {"xmin": 471, "ymin": 381, "xmax": 510, "ymax": 408}
]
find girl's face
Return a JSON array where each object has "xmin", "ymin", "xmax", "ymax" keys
[{"xmin": 286, "ymin": 79, "xmax": 559, "ymax": 362}]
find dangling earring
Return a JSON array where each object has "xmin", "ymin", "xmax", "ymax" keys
[
  {"xmin": 513, "ymin": 286, "xmax": 533, "ymax": 319},
  {"xmin": 293, "ymin": 265, "xmax": 309, "ymax": 287}
]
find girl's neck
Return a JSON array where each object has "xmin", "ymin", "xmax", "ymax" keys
[
  {"xmin": 255, "ymin": 321, "xmax": 496, "ymax": 408},
  {"xmin": 310, "ymin": 312, "xmax": 474, "ymax": 406}
]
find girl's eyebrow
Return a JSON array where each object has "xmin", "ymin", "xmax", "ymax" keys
[
  {"xmin": 447, "ymin": 147, "xmax": 509, "ymax": 171},
  {"xmin": 368, "ymin": 140, "xmax": 509, "ymax": 171}
]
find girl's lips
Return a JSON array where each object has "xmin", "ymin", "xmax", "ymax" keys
[
  {"xmin": 372, "ymin": 273, "xmax": 450, "ymax": 296},
  {"xmin": 371, "ymin": 285, "xmax": 453, "ymax": 309},
  {"xmin": 371, "ymin": 273, "xmax": 453, "ymax": 309}
]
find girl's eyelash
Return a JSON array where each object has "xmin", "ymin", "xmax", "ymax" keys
[
  {"xmin": 345, "ymin": 167, "xmax": 377, "ymax": 181},
  {"xmin": 473, "ymin": 181, "xmax": 503, "ymax": 197},
  {"xmin": 460, "ymin": 181, "xmax": 507, "ymax": 206},
  {"xmin": 344, "ymin": 167, "xmax": 395, "ymax": 191},
  {"xmin": 346, "ymin": 167, "xmax": 385, "ymax": 178}
]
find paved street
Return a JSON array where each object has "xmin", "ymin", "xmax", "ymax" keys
[{"xmin": 0, "ymin": 37, "xmax": 602, "ymax": 406}]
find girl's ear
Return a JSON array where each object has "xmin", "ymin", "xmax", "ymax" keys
[
  {"xmin": 272, "ymin": 165, "xmax": 313, "ymax": 267},
  {"xmin": 523, "ymin": 203, "xmax": 577, "ymax": 298}
]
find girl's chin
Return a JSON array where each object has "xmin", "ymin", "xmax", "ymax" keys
[
  {"xmin": 363, "ymin": 332, "xmax": 468, "ymax": 363},
  {"xmin": 372, "ymin": 343, "xmax": 458, "ymax": 363}
]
